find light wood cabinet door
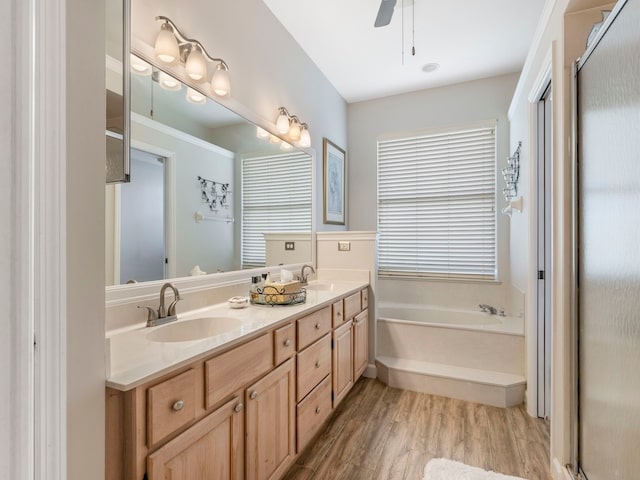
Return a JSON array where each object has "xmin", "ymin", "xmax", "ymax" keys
[
  {"xmin": 147, "ymin": 396, "xmax": 244, "ymax": 480},
  {"xmin": 332, "ymin": 320, "xmax": 354, "ymax": 407},
  {"xmin": 245, "ymin": 358, "xmax": 296, "ymax": 480},
  {"xmin": 353, "ymin": 309, "xmax": 368, "ymax": 380}
]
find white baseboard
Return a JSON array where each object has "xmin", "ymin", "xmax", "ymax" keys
[{"xmin": 364, "ymin": 363, "xmax": 377, "ymax": 378}]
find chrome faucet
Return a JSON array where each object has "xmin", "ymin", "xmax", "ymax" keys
[
  {"xmin": 139, "ymin": 282, "xmax": 182, "ymax": 327},
  {"xmin": 479, "ymin": 304, "xmax": 497, "ymax": 315},
  {"xmin": 299, "ymin": 264, "xmax": 316, "ymax": 286}
]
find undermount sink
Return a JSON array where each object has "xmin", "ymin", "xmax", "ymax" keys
[
  {"xmin": 146, "ymin": 317, "xmax": 241, "ymax": 343},
  {"xmin": 305, "ymin": 282, "xmax": 334, "ymax": 291}
]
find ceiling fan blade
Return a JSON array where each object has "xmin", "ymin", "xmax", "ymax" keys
[{"xmin": 374, "ymin": 0, "xmax": 397, "ymax": 27}]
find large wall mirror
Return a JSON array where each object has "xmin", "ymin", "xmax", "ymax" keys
[{"xmin": 105, "ymin": 53, "xmax": 313, "ymax": 286}]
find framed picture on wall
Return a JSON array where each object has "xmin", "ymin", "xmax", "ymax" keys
[{"xmin": 323, "ymin": 138, "xmax": 346, "ymax": 225}]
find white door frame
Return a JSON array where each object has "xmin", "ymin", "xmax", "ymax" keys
[
  {"xmin": 529, "ymin": 57, "xmax": 552, "ymax": 419},
  {"xmin": 10, "ymin": 0, "xmax": 67, "ymax": 478}
]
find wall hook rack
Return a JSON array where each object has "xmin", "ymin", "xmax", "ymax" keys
[{"xmin": 197, "ymin": 175, "xmax": 231, "ymax": 212}]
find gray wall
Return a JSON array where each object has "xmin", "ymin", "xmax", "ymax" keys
[{"xmin": 348, "ymin": 73, "xmax": 519, "ymax": 309}]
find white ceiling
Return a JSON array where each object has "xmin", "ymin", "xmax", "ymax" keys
[{"xmin": 263, "ymin": 0, "xmax": 547, "ymax": 103}]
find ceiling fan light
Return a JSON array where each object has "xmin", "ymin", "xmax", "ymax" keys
[
  {"xmin": 211, "ymin": 63, "xmax": 230, "ymax": 97},
  {"xmin": 185, "ymin": 45, "xmax": 208, "ymax": 81},
  {"xmin": 154, "ymin": 23, "xmax": 180, "ymax": 64}
]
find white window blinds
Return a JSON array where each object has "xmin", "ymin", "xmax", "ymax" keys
[
  {"xmin": 242, "ymin": 151, "xmax": 312, "ymax": 268},
  {"xmin": 377, "ymin": 125, "xmax": 497, "ymax": 280}
]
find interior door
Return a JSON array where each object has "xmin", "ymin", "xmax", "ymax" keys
[
  {"xmin": 119, "ymin": 148, "xmax": 165, "ymax": 283},
  {"xmin": 576, "ymin": 1, "xmax": 640, "ymax": 478}
]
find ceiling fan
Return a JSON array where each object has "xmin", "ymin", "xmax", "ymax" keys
[{"xmin": 374, "ymin": 0, "xmax": 397, "ymax": 27}]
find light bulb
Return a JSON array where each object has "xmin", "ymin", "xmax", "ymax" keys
[
  {"xmin": 289, "ymin": 119, "xmax": 301, "ymax": 141},
  {"xmin": 256, "ymin": 127, "xmax": 269, "ymax": 139},
  {"xmin": 185, "ymin": 45, "xmax": 207, "ymax": 81},
  {"xmin": 281, "ymin": 142, "xmax": 293, "ymax": 150},
  {"xmin": 299, "ymin": 127, "xmax": 311, "ymax": 148},
  {"xmin": 186, "ymin": 87, "xmax": 207, "ymax": 104},
  {"xmin": 154, "ymin": 23, "xmax": 180, "ymax": 64},
  {"xmin": 158, "ymin": 71, "xmax": 182, "ymax": 91},
  {"xmin": 211, "ymin": 63, "xmax": 230, "ymax": 96},
  {"xmin": 130, "ymin": 54, "xmax": 152, "ymax": 76},
  {"xmin": 276, "ymin": 110, "xmax": 290, "ymax": 134}
]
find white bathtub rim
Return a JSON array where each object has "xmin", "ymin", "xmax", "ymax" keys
[{"xmin": 378, "ymin": 302, "xmax": 524, "ymax": 337}]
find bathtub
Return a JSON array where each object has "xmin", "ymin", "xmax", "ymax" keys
[{"xmin": 376, "ymin": 302, "xmax": 526, "ymax": 407}]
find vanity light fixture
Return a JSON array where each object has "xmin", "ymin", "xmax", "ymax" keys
[
  {"xmin": 154, "ymin": 16, "xmax": 231, "ymax": 97},
  {"xmin": 130, "ymin": 54, "xmax": 152, "ymax": 76},
  {"xmin": 157, "ymin": 71, "xmax": 182, "ymax": 91},
  {"xmin": 275, "ymin": 107, "xmax": 311, "ymax": 148},
  {"xmin": 256, "ymin": 126, "xmax": 270, "ymax": 139},
  {"xmin": 186, "ymin": 87, "xmax": 207, "ymax": 105}
]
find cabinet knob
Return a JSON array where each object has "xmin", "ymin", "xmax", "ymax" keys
[
  {"xmin": 315, "ymin": 361, "xmax": 321, "ymax": 368},
  {"xmin": 337, "ymin": 311, "xmax": 342, "ymax": 317},
  {"xmin": 315, "ymin": 406, "xmax": 321, "ymax": 414},
  {"xmin": 284, "ymin": 339, "xmax": 291, "ymax": 347},
  {"xmin": 234, "ymin": 403, "xmax": 244, "ymax": 413},
  {"xmin": 315, "ymin": 323, "xmax": 320, "ymax": 330},
  {"xmin": 172, "ymin": 400, "xmax": 184, "ymax": 412},
  {"xmin": 250, "ymin": 391, "xmax": 258, "ymax": 400}
]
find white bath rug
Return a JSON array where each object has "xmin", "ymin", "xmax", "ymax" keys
[{"xmin": 423, "ymin": 458, "xmax": 526, "ymax": 480}]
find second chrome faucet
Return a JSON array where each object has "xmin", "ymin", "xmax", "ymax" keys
[{"xmin": 139, "ymin": 282, "xmax": 182, "ymax": 327}]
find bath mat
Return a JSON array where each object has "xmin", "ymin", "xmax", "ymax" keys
[{"xmin": 424, "ymin": 458, "xmax": 526, "ymax": 480}]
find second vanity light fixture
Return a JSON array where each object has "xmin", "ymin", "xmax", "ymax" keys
[
  {"xmin": 154, "ymin": 15, "xmax": 231, "ymax": 97},
  {"xmin": 276, "ymin": 107, "xmax": 311, "ymax": 148}
]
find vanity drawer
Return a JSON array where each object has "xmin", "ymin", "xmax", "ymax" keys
[
  {"xmin": 361, "ymin": 288, "xmax": 369, "ymax": 310},
  {"xmin": 297, "ymin": 306, "xmax": 331, "ymax": 350},
  {"xmin": 147, "ymin": 369, "xmax": 198, "ymax": 447},
  {"xmin": 296, "ymin": 334, "xmax": 331, "ymax": 402},
  {"xmin": 296, "ymin": 374, "xmax": 332, "ymax": 451},
  {"xmin": 205, "ymin": 333, "xmax": 273, "ymax": 409},
  {"xmin": 344, "ymin": 292, "xmax": 362, "ymax": 320},
  {"xmin": 332, "ymin": 299, "xmax": 345, "ymax": 328},
  {"xmin": 274, "ymin": 322, "xmax": 295, "ymax": 366}
]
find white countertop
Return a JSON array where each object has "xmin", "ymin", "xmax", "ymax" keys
[{"xmin": 106, "ymin": 280, "xmax": 367, "ymax": 391}]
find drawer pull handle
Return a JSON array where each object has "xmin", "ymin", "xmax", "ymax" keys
[
  {"xmin": 250, "ymin": 391, "xmax": 258, "ymax": 400},
  {"xmin": 315, "ymin": 361, "xmax": 321, "ymax": 368},
  {"xmin": 315, "ymin": 323, "xmax": 320, "ymax": 330},
  {"xmin": 337, "ymin": 311, "xmax": 342, "ymax": 317},
  {"xmin": 284, "ymin": 339, "xmax": 291, "ymax": 347},
  {"xmin": 315, "ymin": 406, "xmax": 321, "ymax": 414},
  {"xmin": 234, "ymin": 403, "xmax": 244, "ymax": 413},
  {"xmin": 172, "ymin": 400, "xmax": 184, "ymax": 412}
]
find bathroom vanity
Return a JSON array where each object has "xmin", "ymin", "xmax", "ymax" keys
[{"xmin": 105, "ymin": 281, "xmax": 369, "ymax": 480}]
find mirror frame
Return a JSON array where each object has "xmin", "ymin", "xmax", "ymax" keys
[{"xmin": 105, "ymin": 38, "xmax": 316, "ymax": 306}]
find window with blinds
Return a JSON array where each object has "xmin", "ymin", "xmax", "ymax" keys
[
  {"xmin": 242, "ymin": 151, "xmax": 312, "ymax": 268},
  {"xmin": 377, "ymin": 125, "xmax": 497, "ymax": 280}
]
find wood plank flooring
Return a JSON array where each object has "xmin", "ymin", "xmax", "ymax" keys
[{"xmin": 283, "ymin": 378, "xmax": 551, "ymax": 480}]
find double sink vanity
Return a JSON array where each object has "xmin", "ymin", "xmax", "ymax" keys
[{"xmin": 106, "ymin": 280, "xmax": 370, "ymax": 480}]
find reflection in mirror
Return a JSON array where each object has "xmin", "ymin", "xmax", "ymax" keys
[
  {"xmin": 105, "ymin": 55, "xmax": 312, "ymax": 286},
  {"xmin": 105, "ymin": 0, "xmax": 130, "ymax": 183}
]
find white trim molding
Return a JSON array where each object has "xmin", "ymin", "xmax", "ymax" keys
[{"xmin": 33, "ymin": 0, "xmax": 67, "ymax": 478}]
